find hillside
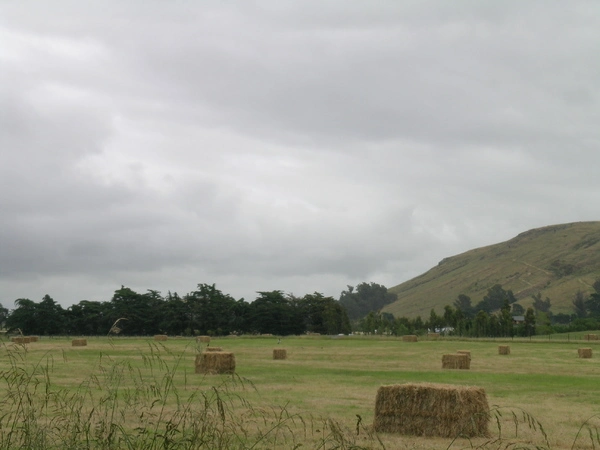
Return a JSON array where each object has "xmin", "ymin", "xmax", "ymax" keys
[{"xmin": 383, "ymin": 221, "xmax": 600, "ymax": 318}]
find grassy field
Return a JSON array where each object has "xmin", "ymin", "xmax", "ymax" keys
[{"xmin": 2, "ymin": 334, "xmax": 600, "ymax": 449}]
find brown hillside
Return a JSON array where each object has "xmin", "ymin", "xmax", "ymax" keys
[{"xmin": 383, "ymin": 221, "xmax": 600, "ymax": 318}]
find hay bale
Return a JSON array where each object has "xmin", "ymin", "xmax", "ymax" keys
[
  {"xmin": 428, "ymin": 332, "xmax": 440, "ymax": 340},
  {"xmin": 585, "ymin": 334, "xmax": 599, "ymax": 341},
  {"xmin": 197, "ymin": 335, "xmax": 211, "ymax": 343},
  {"xmin": 11, "ymin": 337, "xmax": 31, "ymax": 344},
  {"xmin": 204, "ymin": 347, "xmax": 223, "ymax": 352},
  {"xmin": 195, "ymin": 352, "xmax": 236, "ymax": 374},
  {"xmin": 72, "ymin": 339, "xmax": 87, "ymax": 347},
  {"xmin": 154, "ymin": 335, "xmax": 168, "ymax": 341},
  {"xmin": 373, "ymin": 383, "xmax": 489, "ymax": 437},
  {"xmin": 456, "ymin": 350, "xmax": 471, "ymax": 360},
  {"xmin": 28, "ymin": 336, "xmax": 39, "ymax": 342},
  {"xmin": 578, "ymin": 348, "xmax": 593, "ymax": 358},
  {"xmin": 273, "ymin": 348, "xmax": 287, "ymax": 360},
  {"xmin": 402, "ymin": 335, "xmax": 418, "ymax": 342},
  {"xmin": 442, "ymin": 354, "xmax": 470, "ymax": 370},
  {"xmin": 498, "ymin": 345, "xmax": 510, "ymax": 355}
]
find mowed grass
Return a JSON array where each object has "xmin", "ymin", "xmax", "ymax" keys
[{"xmin": 2, "ymin": 335, "xmax": 600, "ymax": 449}]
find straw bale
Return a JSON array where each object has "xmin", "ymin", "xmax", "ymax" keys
[
  {"xmin": 373, "ymin": 383, "xmax": 489, "ymax": 437},
  {"xmin": 154, "ymin": 335, "xmax": 168, "ymax": 341},
  {"xmin": 578, "ymin": 348, "xmax": 593, "ymax": 358},
  {"xmin": 197, "ymin": 335, "xmax": 211, "ymax": 343},
  {"xmin": 585, "ymin": 334, "xmax": 599, "ymax": 341},
  {"xmin": 442, "ymin": 354, "xmax": 470, "ymax": 370},
  {"xmin": 204, "ymin": 347, "xmax": 223, "ymax": 352},
  {"xmin": 72, "ymin": 339, "xmax": 87, "ymax": 347},
  {"xmin": 11, "ymin": 337, "xmax": 31, "ymax": 344},
  {"xmin": 456, "ymin": 350, "xmax": 471, "ymax": 360},
  {"xmin": 195, "ymin": 352, "xmax": 236, "ymax": 374},
  {"xmin": 28, "ymin": 336, "xmax": 39, "ymax": 342},
  {"xmin": 428, "ymin": 332, "xmax": 440, "ymax": 340},
  {"xmin": 402, "ymin": 335, "xmax": 418, "ymax": 342},
  {"xmin": 273, "ymin": 348, "xmax": 287, "ymax": 360},
  {"xmin": 498, "ymin": 345, "xmax": 510, "ymax": 355}
]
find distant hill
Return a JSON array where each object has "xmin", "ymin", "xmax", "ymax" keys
[{"xmin": 382, "ymin": 221, "xmax": 600, "ymax": 318}]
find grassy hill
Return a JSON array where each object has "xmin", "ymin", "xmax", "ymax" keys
[{"xmin": 383, "ymin": 221, "xmax": 600, "ymax": 318}]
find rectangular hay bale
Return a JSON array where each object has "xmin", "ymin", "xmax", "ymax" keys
[
  {"xmin": 11, "ymin": 337, "xmax": 31, "ymax": 344},
  {"xmin": 204, "ymin": 347, "xmax": 223, "ymax": 352},
  {"xmin": 273, "ymin": 348, "xmax": 287, "ymax": 360},
  {"xmin": 578, "ymin": 348, "xmax": 593, "ymax": 358},
  {"xmin": 456, "ymin": 350, "xmax": 471, "ymax": 360},
  {"xmin": 498, "ymin": 345, "xmax": 510, "ymax": 355},
  {"xmin": 72, "ymin": 339, "xmax": 87, "ymax": 347},
  {"xmin": 28, "ymin": 336, "xmax": 39, "ymax": 342},
  {"xmin": 154, "ymin": 335, "xmax": 168, "ymax": 341},
  {"xmin": 585, "ymin": 334, "xmax": 599, "ymax": 341},
  {"xmin": 197, "ymin": 335, "xmax": 211, "ymax": 343},
  {"xmin": 442, "ymin": 354, "xmax": 470, "ymax": 369},
  {"xmin": 428, "ymin": 332, "xmax": 440, "ymax": 340},
  {"xmin": 195, "ymin": 352, "xmax": 236, "ymax": 374},
  {"xmin": 402, "ymin": 335, "xmax": 418, "ymax": 342},
  {"xmin": 373, "ymin": 383, "xmax": 489, "ymax": 438}
]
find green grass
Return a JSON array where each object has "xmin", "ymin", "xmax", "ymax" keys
[{"xmin": 2, "ymin": 335, "xmax": 600, "ymax": 449}]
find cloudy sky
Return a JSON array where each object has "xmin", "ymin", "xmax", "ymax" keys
[{"xmin": 1, "ymin": 1, "xmax": 599, "ymax": 309}]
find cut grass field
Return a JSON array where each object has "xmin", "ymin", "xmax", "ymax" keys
[{"xmin": 2, "ymin": 334, "xmax": 600, "ymax": 449}]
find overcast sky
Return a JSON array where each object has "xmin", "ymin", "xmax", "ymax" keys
[{"xmin": 1, "ymin": 1, "xmax": 599, "ymax": 309}]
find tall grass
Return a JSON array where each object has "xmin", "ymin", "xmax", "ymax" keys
[{"xmin": 0, "ymin": 342, "xmax": 382, "ymax": 450}]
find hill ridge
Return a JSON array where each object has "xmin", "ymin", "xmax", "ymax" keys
[{"xmin": 383, "ymin": 221, "xmax": 600, "ymax": 318}]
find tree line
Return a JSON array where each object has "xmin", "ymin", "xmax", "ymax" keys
[
  {"xmin": 2, "ymin": 284, "xmax": 351, "ymax": 337},
  {"xmin": 357, "ymin": 282, "xmax": 600, "ymax": 337}
]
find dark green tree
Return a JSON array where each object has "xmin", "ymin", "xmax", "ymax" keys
[
  {"xmin": 37, "ymin": 295, "xmax": 66, "ymax": 335},
  {"xmin": 523, "ymin": 307, "xmax": 536, "ymax": 336},
  {"xmin": 338, "ymin": 282, "xmax": 397, "ymax": 321},
  {"xmin": 532, "ymin": 292, "xmax": 551, "ymax": 313},
  {"xmin": 476, "ymin": 284, "xmax": 517, "ymax": 313},
  {"xmin": 453, "ymin": 294, "xmax": 475, "ymax": 318},
  {"xmin": 572, "ymin": 290, "xmax": 587, "ymax": 318},
  {"xmin": 6, "ymin": 298, "xmax": 38, "ymax": 334},
  {"xmin": 247, "ymin": 291, "xmax": 301, "ymax": 335}
]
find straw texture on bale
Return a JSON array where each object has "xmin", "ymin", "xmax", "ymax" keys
[
  {"xmin": 498, "ymin": 345, "xmax": 510, "ymax": 355},
  {"xmin": 28, "ymin": 336, "xmax": 39, "ymax": 342},
  {"xmin": 585, "ymin": 334, "xmax": 599, "ymax": 341},
  {"xmin": 72, "ymin": 339, "xmax": 87, "ymax": 347},
  {"xmin": 456, "ymin": 350, "xmax": 471, "ymax": 360},
  {"xmin": 197, "ymin": 335, "xmax": 211, "ymax": 343},
  {"xmin": 442, "ymin": 354, "xmax": 470, "ymax": 370},
  {"xmin": 402, "ymin": 335, "xmax": 418, "ymax": 342},
  {"xmin": 578, "ymin": 348, "xmax": 593, "ymax": 358},
  {"xmin": 373, "ymin": 383, "xmax": 489, "ymax": 437},
  {"xmin": 11, "ymin": 337, "xmax": 31, "ymax": 344},
  {"xmin": 204, "ymin": 347, "xmax": 223, "ymax": 352},
  {"xmin": 154, "ymin": 335, "xmax": 168, "ymax": 341},
  {"xmin": 273, "ymin": 349, "xmax": 287, "ymax": 360},
  {"xmin": 195, "ymin": 352, "xmax": 236, "ymax": 374}
]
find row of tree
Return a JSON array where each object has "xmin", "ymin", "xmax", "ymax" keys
[
  {"xmin": 3, "ymin": 284, "xmax": 351, "ymax": 337},
  {"xmin": 358, "ymin": 282, "xmax": 600, "ymax": 337}
]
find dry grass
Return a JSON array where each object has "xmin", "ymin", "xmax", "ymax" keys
[
  {"xmin": 273, "ymin": 348, "xmax": 287, "ymax": 360},
  {"xmin": 456, "ymin": 350, "xmax": 471, "ymax": 360},
  {"xmin": 373, "ymin": 383, "xmax": 489, "ymax": 438},
  {"xmin": 578, "ymin": 348, "xmax": 592, "ymax": 358},
  {"xmin": 498, "ymin": 345, "xmax": 510, "ymax": 355},
  {"xmin": 195, "ymin": 351, "xmax": 236, "ymax": 374},
  {"xmin": 442, "ymin": 354, "xmax": 470, "ymax": 369}
]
